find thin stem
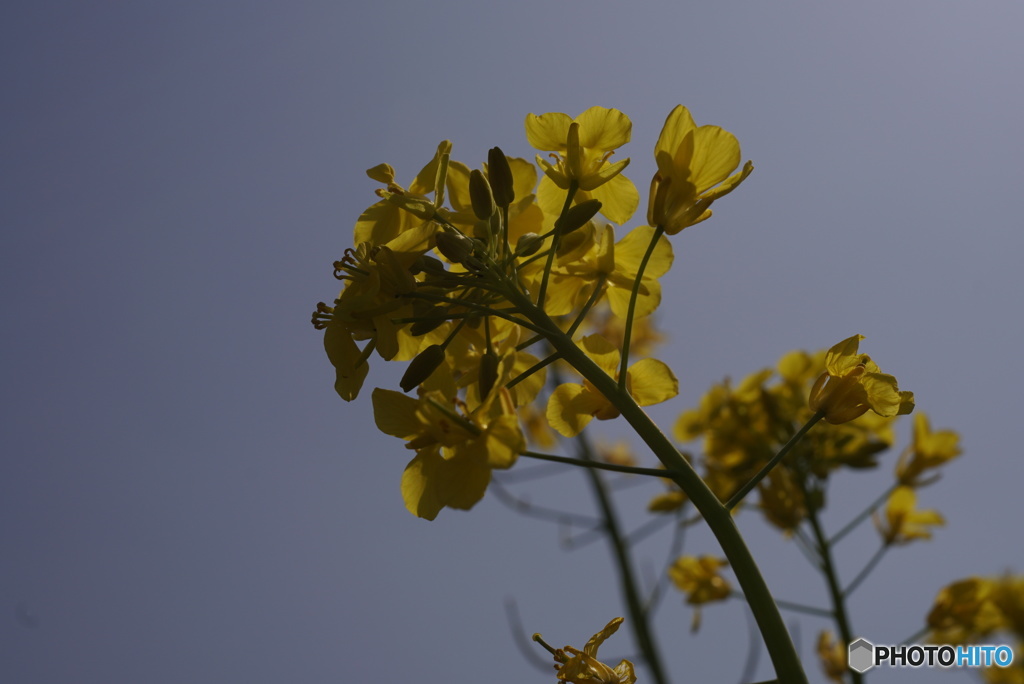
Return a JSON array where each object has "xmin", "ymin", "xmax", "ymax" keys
[
  {"xmin": 567, "ymin": 276, "xmax": 607, "ymax": 337},
  {"xmin": 803, "ymin": 488, "xmax": 862, "ymax": 684},
  {"xmin": 731, "ymin": 592, "xmax": 834, "ymax": 619},
  {"xmin": 618, "ymin": 225, "xmax": 665, "ymax": 392},
  {"xmin": 573, "ymin": 431, "xmax": 670, "ymax": 684},
  {"xmin": 504, "ymin": 286, "xmax": 809, "ymax": 684},
  {"xmin": 506, "ymin": 353, "xmax": 561, "ymax": 390},
  {"xmin": 843, "ymin": 543, "xmax": 889, "ymax": 598},
  {"xmin": 404, "ymin": 291, "xmax": 546, "ymax": 335},
  {"xmin": 829, "ymin": 483, "xmax": 898, "ymax": 546},
  {"xmin": 725, "ymin": 412, "xmax": 825, "ymax": 510},
  {"xmin": 537, "ymin": 182, "xmax": 578, "ymax": 308},
  {"xmin": 520, "ymin": 450, "xmax": 679, "ymax": 478}
]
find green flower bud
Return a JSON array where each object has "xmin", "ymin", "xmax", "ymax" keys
[
  {"xmin": 514, "ymin": 233, "xmax": 544, "ymax": 257},
  {"xmin": 411, "ymin": 254, "xmax": 447, "ymax": 276},
  {"xmin": 409, "ymin": 307, "xmax": 449, "ymax": 337},
  {"xmin": 469, "ymin": 169, "xmax": 496, "ymax": 220},
  {"xmin": 487, "ymin": 147, "xmax": 515, "ymax": 207},
  {"xmin": 400, "ymin": 344, "xmax": 446, "ymax": 392},
  {"xmin": 555, "ymin": 198, "xmax": 602, "ymax": 236},
  {"xmin": 478, "ymin": 351, "xmax": 500, "ymax": 399},
  {"xmin": 435, "ymin": 231, "xmax": 476, "ymax": 264}
]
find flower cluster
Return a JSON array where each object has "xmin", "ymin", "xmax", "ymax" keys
[
  {"xmin": 313, "ymin": 106, "xmax": 752, "ymax": 519},
  {"xmin": 927, "ymin": 576, "xmax": 1024, "ymax": 683},
  {"xmin": 652, "ymin": 336, "xmax": 930, "ymax": 536}
]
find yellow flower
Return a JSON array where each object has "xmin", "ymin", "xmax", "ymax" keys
[
  {"xmin": 669, "ymin": 555, "xmax": 732, "ymax": 605},
  {"xmin": 546, "ymin": 334, "xmax": 678, "ymax": 437},
  {"xmin": 549, "ymin": 618, "xmax": 636, "ymax": 684},
  {"xmin": 526, "ymin": 106, "xmax": 631, "ymax": 191},
  {"xmin": 808, "ymin": 334, "xmax": 914, "ymax": 424},
  {"xmin": 648, "ymin": 105, "xmax": 753, "ymax": 235},
  {"xmin": 896, "ymin": 412, "xmax": 962, "ymax": 487},
  {"xmin": 372, "ymin": 387, "xmax": 523, "ymax": 520},
  {"xmin": 668, "ymin": 555, "xmax": 731, "ymax": 632},
  {"xmin": 527, "ymin": 106, "xmax": 639, "ymax": 225},
  {"xmin": 874, "ymin": 485, "xmax": 944, "ymax": 545},
  {"xmin": 817, "ymin": 631, "xmax": 848, "ymax": 683},
  {"xmin": 354, "ymin": 141, "xmax": 451, "ymax": 246}
]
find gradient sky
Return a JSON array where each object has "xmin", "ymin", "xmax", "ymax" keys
[{"xmin": 3, "ymin": 2, "xmax": 1023, "ymax": 683}]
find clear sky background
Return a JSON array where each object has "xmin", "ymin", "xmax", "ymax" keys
[{"xmin": 3, "ymin": 2, "xmax": 1022, "ymax": 683}]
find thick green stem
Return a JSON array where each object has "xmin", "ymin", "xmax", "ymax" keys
[{"xmin": 506, "ymin": 287, "xmax": 809, "ymax": 684}]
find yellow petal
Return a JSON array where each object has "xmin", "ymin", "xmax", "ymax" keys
[
  {"xmin": 401, "ymin": 449, "xmax": 447, "ymax": 520},
  {"xmin": 574, "ymin": 106, "xmax": 632, "ymax": 150},
  {"xmin": 589, "ymin": 173, "xmax": 639, "ymax": 225},
  {"xmin": 484, "ymin": 415, "xmax": 524, "ymax": 469},
  {"xmin": 862, "ymin": 372, "xmax": 901, "ymax": 417},
  {"xmin": 688, "ymin": 125, "xmax": 742, "ymax": 196},
  {"xmin": 583, "ymin": 617, "xmax": 625, "ymax": 656},
  {"xmin": 606, "ymin": 279, "xmax": 661, "ymax": 319},
  {"xmin": 824, "ymin": 335, "xmax": 865, "ymax": 375},
  {"xmin": 547, "ymin": 383, "xmax": 604, "ymax": 437},
  {"xmin": 371, "ymin": 388, "xmax": 423, "ymax": 440},
  {"xmin": 614, "ymin": 225, "xmax": 673, "ymax": 278},
  {"xmin": 654, "ymin": 106, "xmax": 697, "ymax": 176},
  {"xmin": 442, "ymin": 448, "xmax": 492, "ymax": 510},
  {"xmin": 525, "ymin": 112, "xmax": 573, "ymax": 151},
  {"xmin": 580, "ymin": 334, "xmax": 621, "ymax": 375},
  {"xmin": 627, "ymin": 359, "xmax": 679, "ymax": 406}
]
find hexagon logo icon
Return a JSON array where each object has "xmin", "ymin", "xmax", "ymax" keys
[{"xmin": 848, "ymin": 638, "xmax": 875, "ymax": 673}]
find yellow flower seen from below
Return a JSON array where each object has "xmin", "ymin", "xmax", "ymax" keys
[
  {"xmin": 372, "ymin": 387, "xmax": 523, "ymax": 520},
  {"xmin": 808, "ymin": 334, "xmax": 914, "ymax": 424},
  {"xmin": 528, "ymin": 106, "xmax": 639, "ymax": 225},
  {"xmin": 648, "ymin": 105, "xmax": 753, "ymax": 235}
]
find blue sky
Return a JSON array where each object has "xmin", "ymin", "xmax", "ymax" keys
[{"xmin": 3, "ymin": 2, "xmax": 1023, "ymax": 682}]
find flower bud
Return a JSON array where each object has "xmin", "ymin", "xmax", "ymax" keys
[
  {"xmin": 478, "ymin": 351, "xmax": 500, "ymax": 399},
  {"xmin": 400, "ymin": 344, "xmax": 446, "ymax": 392},
  {"xmin": 435, "ymin": 231, "xmax": 476, "ymax": 264},
  {"xmin": 514, "ymin": 233, "xmax": 544, "ymax": 257},
  {"xmin": 469, "ymin": 169, "xmax": 496, "ymax": 220},
  {"xmin": 409, "ymin": 307, "xmax": 448, "ymax": 336},
  {"xmin": 487, "ymin": 147, "xmax": 515, "ymax": 208},
  {"xmin": 555, "ymin": 199, "xmax": 602, "ymax": 236},
  {"xmin": 411, "ymin": 254, "xmax": 447, "ymax": 276}
]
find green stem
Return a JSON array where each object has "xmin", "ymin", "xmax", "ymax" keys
[
  {"xmin": 506, "ymin": 353, "xmax": 560, "ymax": 391},
  {"xmin": 843, "ymin": 543, "xmax": 889, "ymax": 598},
  {"xmin": 505, "ymin": 287, "xmax": 808, "ymax": 684},
  {"xmin": 725, "ymin": 412, "xmax": 824, "ymax": 510},
  {"xmin": 537, "ymin": 182, "xmax": 578, "ymax": 308},
  {"xmin": 520, "ymin": 450, "xmax": 679, "ymax": 478},
  {"xmin": 567, "ymin": 275, "xmax": 607, "ymax": 337},
  {"xmin": 731, "ymin": 592, "xmax": 834, "ymax": 619},
  {"xmin": 829, "ymin": 483, "xmax": 898, "ymax": 546},
  {"xmin": 804, "ymin": 490, "xmax": 862, "ymax": 684},
  {"xmin": 574, "ymin": 432, "xmax": 670, "ymax": 684},
  {"xmin": 618, "ymin": 225, "xmax": 665, "ymax": 391}
]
